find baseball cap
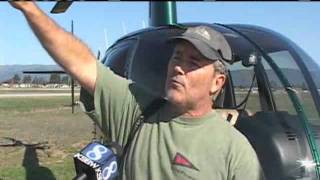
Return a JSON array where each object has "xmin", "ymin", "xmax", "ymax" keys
[{"xmin": 167, "ymin": 26, "xmax": 232, "ymax": 62}]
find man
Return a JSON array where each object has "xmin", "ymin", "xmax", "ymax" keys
[{"xmin": 10, "ymin": 2, "xmax": 264, "ymax": 180}]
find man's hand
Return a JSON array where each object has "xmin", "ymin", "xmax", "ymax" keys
[{"xmin": 9, "ymin": 1, "xmax": 36, "ymax": 12}]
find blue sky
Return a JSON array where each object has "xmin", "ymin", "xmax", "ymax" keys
[{"xmin": 0, "ymin": 2, "xmax": 319, "ymax": 65}]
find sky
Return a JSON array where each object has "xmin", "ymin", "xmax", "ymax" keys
[{"xmin": 0, "ymin": 2, "xmax": 319, "ymax": 66}]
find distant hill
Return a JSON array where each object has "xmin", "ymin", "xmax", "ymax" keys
[
  {"xmin": 1, "ymin": 65, "xmax": 319, "ymax": 89},
  {"xmin": 230, "ymin": 68, "xmax": 320, "ymax": 88},
  {"xmin": 0, "ymin": 64, "xmax": 64, "ymax": 83}
]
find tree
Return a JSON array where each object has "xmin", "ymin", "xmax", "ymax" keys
[
  {"xmin": 12, "ymin": 74, "xmax": 21, "ymax": 84},
  {"xmin": 61, "ymin": 75, "xmax": 69, "ymax": 85},
  {"xmin": 22, "ymin": 75, "xmax": 32, "ymax": 84},
  {"xmin": 38, "ymin": 77, "xmax": 46, "ymax": 85},
  {"xmin": 49, "ymin": 74, "xmax": 61, "ymax": 84},
  {"xmin": 32, "ymin": 77, "xmax": 39, "ymax": 84}
]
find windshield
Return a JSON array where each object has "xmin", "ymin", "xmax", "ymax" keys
[
  {"xmin": 290, "ymin": 40, "xmax": 320, "ymax": 92},
  {"xmin": 229, "ymin": 25, "xmax": 320, "ymax": 166},
  {"xmin": 261, "ymin": 51, "xmax": 320, "ymax": 124}
]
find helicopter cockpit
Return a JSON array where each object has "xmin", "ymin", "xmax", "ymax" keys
[{"xmin": 80, "ymin": 23, "xmax": 320, "ymax": 180}]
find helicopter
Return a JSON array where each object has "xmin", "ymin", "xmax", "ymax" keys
[{"xmin": 49, "ymin": 1, "xmax": 320, "ymax": 180}]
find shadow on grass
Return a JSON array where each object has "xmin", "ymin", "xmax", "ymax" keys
[{"xmin": 0, "ymin": 137, "xmax": 56, "ymax": 180}]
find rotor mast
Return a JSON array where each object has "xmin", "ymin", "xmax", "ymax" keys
[{"xmin": 149, "ymin": 1, "xmax": 177, "ymax": 27}]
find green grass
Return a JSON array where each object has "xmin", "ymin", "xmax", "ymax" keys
[
  {"xmin": 0, "ymin": 88, "xmax": 80, "ymax": 94},
  {"xmin": 0, "ymin": 96, "xmax": 75, "ymax": 112},
  {"xmin": 0, "ymin": 95, "xmax": 94, "ymax": 180},
  {"xmin": 0, "ymin": 156, "xmax": 76, "ymax": 180}
]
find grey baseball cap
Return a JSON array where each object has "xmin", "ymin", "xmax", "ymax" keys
[{"xmin": 168, "ymin": 26, "xmax": 232, "ymax": 61}]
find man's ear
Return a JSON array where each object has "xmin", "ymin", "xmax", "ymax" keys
[{"xmin": 210, "ymin": 74, "xmax": 226, "ymax": 95}]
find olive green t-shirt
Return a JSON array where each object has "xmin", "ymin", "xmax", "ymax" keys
[{"xmin": 85, "ymin": 61, "xmax": 264, "ymax": 180}]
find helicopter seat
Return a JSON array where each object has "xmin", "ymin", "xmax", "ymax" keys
[
  {"xmin": 235, "ymin": 111, "xmax": 316, "ymax": 179},
  {"xmin": 212, "ymin": 71, "xmax": 243, "ymax": 126},
  {"xmin": 215, "ymin": 109, "xmax": 239, "ymax": 126}
]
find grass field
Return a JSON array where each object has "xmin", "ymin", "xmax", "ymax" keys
[
  {"xmin": 0, "ymin": 88, "xmax": 319, "ymax": 180},
  {"xmin": 0, "ymin": 95, "xmax": 93, "ymax": 180},
  {"xmin": 0, "ymin": 87, "xmax": 80, "ymax": 94}
]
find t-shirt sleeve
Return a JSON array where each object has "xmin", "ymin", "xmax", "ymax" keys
[
  {"xmin": 85, "ymin": 61, "xmax": 156, "ymax": 146},
  {"xmin": 229, "ymin": 131, "xmax": 265, "ymax": 180}
]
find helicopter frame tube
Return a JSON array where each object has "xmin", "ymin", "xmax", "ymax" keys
[{"xmin": 217, "ymin": 23, "xmax": 320, "ymax": 179}]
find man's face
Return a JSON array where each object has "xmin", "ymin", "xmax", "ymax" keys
[{"xmin": 165, "ymin": 41, "xmax": 225, "ymax": 110}]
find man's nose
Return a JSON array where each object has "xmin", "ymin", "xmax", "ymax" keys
[{"xmin": 173, "ymin": 64, "xmax": 185, "ymax": 75}]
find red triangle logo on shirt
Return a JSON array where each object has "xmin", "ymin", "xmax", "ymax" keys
[{"xmin": 173, "ymin": 152, "xmax": 199, "ymax": 171}]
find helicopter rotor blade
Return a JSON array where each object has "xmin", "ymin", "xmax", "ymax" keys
[
  {"xmin": 23, "ymin": 71, "xmax": 66, "ymax": 74},
  {"xmin": 51, "ymin": 1, "xmax": 73, "ymax": 14}
]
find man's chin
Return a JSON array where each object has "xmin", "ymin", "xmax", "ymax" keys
[{"xmin": 165, "ymin": 93, "xmax": 184, "ymax": 106}]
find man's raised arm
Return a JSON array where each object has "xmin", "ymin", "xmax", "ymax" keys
[{"xmin": 10, "ymin": 1, "xmax": 97, "ymax": 93}]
